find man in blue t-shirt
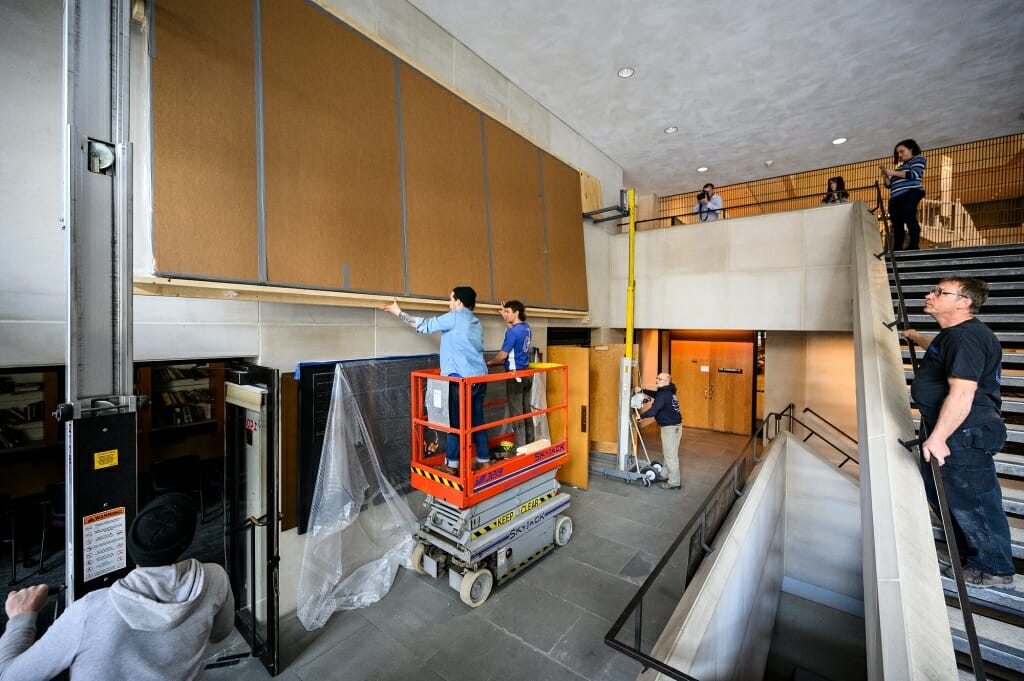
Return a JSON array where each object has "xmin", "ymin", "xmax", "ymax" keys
[
  {"xmin": 904, "ymin": 277, "xmax": 1012, "ymax": 586},
  {"xmin": 634, "ymin": 372, "xmax": 683, "ymax": 490},
  {"xmin": 384, "ymin": 286, "xmax": 489, "ymax": 473},
  {"xmin": 487, "ymin": 300, "xmax": 534, "ymax": 448}
]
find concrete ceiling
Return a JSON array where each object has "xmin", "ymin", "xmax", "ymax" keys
[{"xmin": 407, "ymin": 0, "xmax": 1024, "ymax": 196}]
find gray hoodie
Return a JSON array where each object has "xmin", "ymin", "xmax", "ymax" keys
[{"xmin": 0, "ymin": 559, "xmax": 233, "ymax": 681}]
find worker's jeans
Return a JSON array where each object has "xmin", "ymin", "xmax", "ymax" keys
[
  {"xmin": 506, "ymin": 375, "xmax": 534, "ymax": 447},
  {"xmin": 919, "ymin": 420, "xmax": 1014, "ymax": 576},
  {"xmin": 889, "ymin": 188, "xmax": 924, "ymax": 250},
  {"xmin": 447, "ymin": 380, "xmax": 489, "ymax": 467}
]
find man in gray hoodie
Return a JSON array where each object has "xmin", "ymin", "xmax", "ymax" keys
[{"xmin": 0, "ymin": 493, "xmax": 233, "ymax": 680}]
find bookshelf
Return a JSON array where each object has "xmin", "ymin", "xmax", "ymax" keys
[{"xmin": 0, "ymin": 369, "xmax": 62, "ymax": 452}]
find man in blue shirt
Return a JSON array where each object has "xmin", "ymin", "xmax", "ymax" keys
[
  {"xmin": 384, "ymin": 286, "xmax": 489, "ymax": 474},
  {"xmin": 487, "ymin": 300, "xmax": 534, "ymax": 448},
  {"xmin": 635, "ymin": 372, "xmax": 683, "ymax": 490}
]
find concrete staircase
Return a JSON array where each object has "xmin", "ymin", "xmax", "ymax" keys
[{"xmin": 890, "ymin": 243, "xmax": 1024, "ymax": 679}]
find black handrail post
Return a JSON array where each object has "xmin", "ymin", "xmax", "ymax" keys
[{"xmin": 634, "ymin": 600, "xmax": 643, "ymax": 651}]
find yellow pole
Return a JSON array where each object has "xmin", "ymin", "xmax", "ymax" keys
[{"xmin": 617, "ymin": 189, "xmax": 637, "ymax": 471}]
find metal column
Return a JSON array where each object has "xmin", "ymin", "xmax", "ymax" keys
[{"xmin": 59, "ymin": 0, "xmax": 138, "ymax": 601}]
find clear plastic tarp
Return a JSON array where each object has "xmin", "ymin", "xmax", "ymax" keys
[{"xmin": 296, "ymin": 365, "xmax": 418, "ymax": 630}]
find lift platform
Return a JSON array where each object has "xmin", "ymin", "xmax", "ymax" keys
[{"xmin": 408, "ymin": 364, "xmax": 573, "ymax": 606}]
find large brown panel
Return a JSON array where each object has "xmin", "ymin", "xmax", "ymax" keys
[
  {"xmin": 484, "ymin": 119, "xmax": 547, "ymax": 305},
  {"xmin": 542, "ymin": 153, "xmax": 588, "ymax": 309},
  {"xmin": 152, "ymin": 0, "xmax": 258, "ymax": 279},
  {"xmin": 262, "ymin": 0, "xmax": 404, "ymax": 292},
  {"xmin": 400, "ymin": 66, "xmax": 490, "ymax": 298},
  {"xmin": 548, "ymin": 348, "xmax": 590, "ymax": 490}
]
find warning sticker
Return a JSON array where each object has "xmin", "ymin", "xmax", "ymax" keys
[
  {"xmin": 94, "ymin": 449, "xmax": 118, "ymax": 470},
  {"xmin": 83, "ymin": 507, "xmax": 127, "ymax": 582}
]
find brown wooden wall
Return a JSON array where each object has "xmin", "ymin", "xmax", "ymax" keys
[{"xmin": 150, "ymin": 0, "xmax": 588, "ymax": 309}]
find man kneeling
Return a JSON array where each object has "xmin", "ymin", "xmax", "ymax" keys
[{"xmin": 0, "ymin": 493, "xmax": 233, "ymax": 680}]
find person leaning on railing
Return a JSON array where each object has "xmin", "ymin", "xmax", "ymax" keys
[{"xmin": 821, "ymin": 176, "xmax": 849, "ymax": 204}]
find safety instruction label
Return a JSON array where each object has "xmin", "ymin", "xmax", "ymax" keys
[
  {"xmin": 83, "ymin": 507, "xmax": 127, "ymax": 582},
  {"xmin": 93, "ymin": 449, "xmax": 118, "ymax": 470}
]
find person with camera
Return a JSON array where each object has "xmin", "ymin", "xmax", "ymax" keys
[{"xmin": 692, "ymin": 183, "xmax": 723, "ymax": 222}]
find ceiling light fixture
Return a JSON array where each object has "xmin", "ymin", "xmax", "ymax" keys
[
  {"xmin": 617, "ymin": 67, "xmax": 635, "ymax": 78},
  {"xmin": 696, "ymin": 166, "xmax": 708, "ymax": 172},
  {"xmin": 764, "ymin": 160, "xmax": 774, "ymax": 167},
  {"xmin": 664, "ymin": 126, "xmax": 678, "ymax": 134},
  {"xmin": 832, "ymin": 137, "xmax": 848, "ymax": 145}
]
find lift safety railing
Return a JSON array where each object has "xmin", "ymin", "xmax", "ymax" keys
[
  {"xmin": 604, "ymin": 410, "xmax": 800, "ymax": 680},
  {"xmin": 876, "ymin": 180, "xmax": 987, "ymax": 681}
]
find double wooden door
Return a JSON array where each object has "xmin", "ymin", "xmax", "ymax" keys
[{"xmin": 671, "ymin": 340, "xmax": 753, "ymax": 435}]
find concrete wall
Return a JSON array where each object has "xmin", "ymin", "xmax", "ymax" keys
[{"xmin": 608, "ymin": 203, "xmax": 858, "ymax": 331}]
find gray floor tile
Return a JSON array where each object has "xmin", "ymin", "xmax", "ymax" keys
[
  {"xmin": 292, "ymin": 619, "xmax": 442, "ymax": 681},
  {"xmin": 527, "ymin": 554, "xmax": 637, "ymax": 622},
  {"xmin": 480, "ymin": 579, "xmax": 586, "ymax": 653},
  {"xmin": 549, "ymin": 611, "xmax": 645, "ymax": 681},
  {"xmin": 556, "ymin": 526, "xmax": 640, "ymax": 577}
]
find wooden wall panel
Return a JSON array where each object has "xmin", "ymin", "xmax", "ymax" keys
[
  {"xmin": 542, "ymin": 153, "xmax": 587, "ymax": 309},
  {"xmin": 400, "ymin": 66, "xmax": 490, "ymax": 299},
  {"xmin": 262, "ymin": 0, "xmax": 404, "ymax": 293},
  {"xmin": 152, "ymin": 0, "xmax": 258, "ymax": 279},
  {"xmin": 484, "ymin": 119, "xmax": 547, "ymax": 305}
]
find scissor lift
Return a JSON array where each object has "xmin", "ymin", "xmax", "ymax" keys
[{"xmin": 408, "ymin": 364, "xmax": 573, "ymax": 607}]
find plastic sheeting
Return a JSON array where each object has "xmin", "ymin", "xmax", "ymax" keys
[{"xmin": 296, "ymin": 365, "xmax": 418, "ymax": 630}]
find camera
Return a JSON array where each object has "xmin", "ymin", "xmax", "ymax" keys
[{"xmin": 697, "ymin": 191, "xmax": 708, "ymax": 201}]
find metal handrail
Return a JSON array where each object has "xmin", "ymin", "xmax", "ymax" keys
[
  {"xmin": 879, "ymin": 180, "xmax": 986, "ymax": 681},
  {"xmin": 798, "ymin": 407, "xmax": 859, "ymax": 468},
  {"xmin": 604, "ymin": 413, "xmax": 781, "ymax": 680},
  {"xmin": 625, "ymin": 184, "xmax": 880, "ymax": 229},
  {"xmin": 776, "ymin": 412, "xmax": 859, "ymax": 469},
  {"xmin": 802, "ymin": 407, "xmax": 857, "ymax": 446}
]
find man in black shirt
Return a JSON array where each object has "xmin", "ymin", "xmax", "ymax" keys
[
  {"xmin": 634, "ymin": 372, "xmax": 683, "ymax": 490},
  {"xmin": 905, "ymin": 277, "xmax": 1013, "ymax": 586}
]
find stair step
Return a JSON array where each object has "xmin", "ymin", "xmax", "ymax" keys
[
  {"xmin": 898, "ymin": 330, "xmax": 1024, "ymax": 346},
  {"xmin": 893, "ymin": 243, "xmax": 1024, "ymax": 261},
  {"xmin": 904, "ymin": 313, "xmax": 1024, "ymax": 327},
  {"xmin": 893, "ymin": 253, "xmax": 1024, "ymax": 273},
  {"xmin": 901, "ymin": 297, "xmax": 1024, "ymax": 311},
  {"xmin": 901, "ymin": 350, "xmax": 1024, "ymax": 370},
  {"xmin": 950, "ymin": 617, "xmax": 1024, "ymax": 677},
  {"xmin": 1004, "ymin": 399, "xmax": 1024, "ymax": 417},
  {"xmin": 1005, "ymin": 487, "xmax": 1024, "ymax": 517},
  {"xmin": 908, "ymin": 418, "xmax": 1024, "ymax": 446},
  {"xmin": 894, "ymin": 281, "xmax": 1024, "ymax": 295},
  {"xmin": 890, "ymin": 267, "xmax": 1024, "ymax": 282},
  {"xmin": 903, "ymin": 369, "xmax": 1024, "ymax": 388},
  {"xmin": 995, "ymin": 453, "xmax": 1024, "ymax": 479}
]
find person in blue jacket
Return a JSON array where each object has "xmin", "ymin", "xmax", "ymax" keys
[
  {"xmin": 635, "ymin": 372, "xmax": 683, "ymax": 490},
  {"xmin": 881, "ymin": 138, "xmax": 927, "ymax": 250},
  {"xmin": 384, "ymin": 286, "xmax": 489, "ymax": 474}
]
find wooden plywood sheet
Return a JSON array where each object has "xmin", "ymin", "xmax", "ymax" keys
[
  {"xmin": 262, "ymin": 0, "xmax": 404, "ymax": 293},
  {"xmin": 579, "ymin": 170, "xmax": 603, "ymax": 213},
  {"xmin": 400, "ymin": 66, "xmax": 490, "ymax": 299},
  {"xmin": 548, "ymin": 348, "xmax": 589, "ymax": 489},
  {"xmin": 542, "ymin": 153, "xmax": 588, "ymax": 310},
  {"xmin": 152, "ymin": 0, "xmax": 259, "ymax": 280},
  {"xmin": 484, "ymin": 118, "xmax": 547, "ymax": 306}
]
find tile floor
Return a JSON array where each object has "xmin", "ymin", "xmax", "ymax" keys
[{"xmin": 206, "ymin": 427, "xmax": 750, "ymax": 681}]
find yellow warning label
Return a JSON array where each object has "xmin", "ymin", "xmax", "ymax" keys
[
  {"xmin": 94, "ymin": 449, "xmax": 118, "ymax": 470},
  {"xmin": 471, "ymin": 490, "xmax": 557, "ymax": 539}
]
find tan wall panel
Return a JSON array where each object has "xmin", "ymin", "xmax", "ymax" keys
[
  {"xmin": 484, "ymin": 119, "xmax": 547, "ymax": 305},
  {"xmin": 588, "ymin": 344, "xmax": 634, "ymax": 453},
  {"xmin": 542, "ymin": 153, "xmax": 588, "ymax": 309},
  {"xmin": 262, "ymin": 0, "xmax": 403, "ymax": 292},
  {"xmin": 152, "ymin": 0, "xmax": 258, "ymax": 279},
  {"xmin": 400, "ymin": 66, "xmax": 490, "ymax": 299}
]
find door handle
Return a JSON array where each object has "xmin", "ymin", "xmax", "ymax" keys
[{"xmin": 580, "ymin": 405, "xmax": 588, "ymax": 433}]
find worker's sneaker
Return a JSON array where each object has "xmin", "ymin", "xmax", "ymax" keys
[
  {"xmin": 659, "ymin": 482, "xmax": 681, "ymax": 491},
  {"xmin": 942, "ymin": 565, "xmax": 1013, "ymax": 586},
  {"xmin": 472, "ymin": 460, "xmax": 489, "ymax": 471},
  {"xmin": 437, "ymin": 464, "xmax": 459, "ymax": 476}
]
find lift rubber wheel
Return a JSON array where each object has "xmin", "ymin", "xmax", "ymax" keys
[
  {"xmin": 412, "ymin": 542, "xmax": 427, "ymax": 575},
  {"xmin": 650, "ymin": 460, "xmax": 665, "ymax": 476},
  {"xmin": 554, "ymin": 516, "xmax": 573, "ymax": 546},
  {"xmin": 640, "ymin": 466, "xmax": 658, "ymax": 486},
  {"xmin": 459, "ymin": 569, "xmax": 493, "ymax": 608}
]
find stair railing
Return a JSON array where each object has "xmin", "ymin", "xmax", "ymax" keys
[
  {"xmin": 879, "ymin": 180, "xmax": 987, "ymax": 681},
  {"xmin": 801, "ymin": 407, "xmax": 859, "ymax": 468}
]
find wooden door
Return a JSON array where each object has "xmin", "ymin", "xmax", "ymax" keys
[
  {"xmin": 709, "ymin": 342, "xmax": 754, "ymax": 434},
  {"xmin": 671, "ymin": 340, "xmax": 712, "ymax": 429},
  {"xmin": 588, "ymin": 344, "xmax": 633, "ymax": 454},
  {"xmin": 548, "ymin": 347, "xmax": 590, "ymax": 489}
]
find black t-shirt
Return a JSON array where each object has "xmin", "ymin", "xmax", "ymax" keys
[{"xmin": 910, "ymin": 317, "xmax": 1003, "ymax": 429}]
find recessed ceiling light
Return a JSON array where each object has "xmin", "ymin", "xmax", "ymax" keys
[
  {"xmin": 664, "ymin": 126, "xmax": 678, "ymax": 134},
  {"xmin": 832, "ymin": 137, "xmax": 847, "ymax": 145},
  {"xmin": 696, "ymin": 166, "xmax": 708, "ymax": 172},
  {"xmin": 764, "ymin": 160, "xmax": 774, "ymax": 167},
  {"xmin": 617, "ymin": 67, "xmax": 635, "ymax": 78}
]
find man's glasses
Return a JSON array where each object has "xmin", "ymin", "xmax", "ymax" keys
[{"xmin": 928, "ymin": 288, "xmax": 966, "ymax": 298}]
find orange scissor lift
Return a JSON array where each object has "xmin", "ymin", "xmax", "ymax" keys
[{"xmin": 408, "ymin": 363, "xmax": 573, "ymax": 607}]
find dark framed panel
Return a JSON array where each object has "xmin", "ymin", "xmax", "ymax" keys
[{"xmin": 151, "ymin": 0, "xmax": 259, "ymax": 280}]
